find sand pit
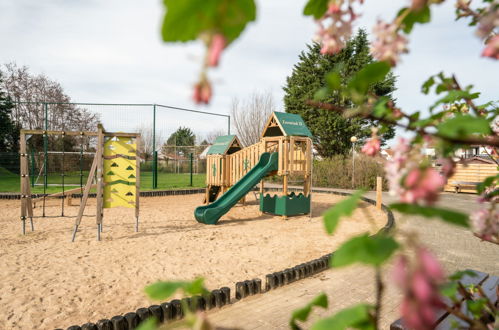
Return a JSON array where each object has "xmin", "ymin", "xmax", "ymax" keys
[{"xmin": 0, "ymin": 192, "xmax": 387, "ymax": 329}]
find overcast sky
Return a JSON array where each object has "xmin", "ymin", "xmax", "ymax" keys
[{"xmin": 0, "ymin": 0, "xmax": 496, "ymax": 141}]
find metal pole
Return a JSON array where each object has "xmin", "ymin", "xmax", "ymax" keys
[
  {"xmin": 43, "ymin": 103, "xmax": 48, "ymax": 190},
  {"xmin": 228, "ymin": 116, "xmax": 231, "ymax": 135},
  {"xmin": 190, "ymin": 153, "xmax": 193, "ymax": 186},
  {"xmin": 152, "ymin": 104, "xmax": 157, "ymax": 189},
  {"xmin": 352, "ymin": 142, "xmax": 355, "ymax": 188}
]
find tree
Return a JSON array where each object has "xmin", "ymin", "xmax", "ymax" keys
[
  {"xmin": 136, "ymin": 124, "xmax": 163, "ymax": 161},
  {"xmin": 163, "ymin": 126, "xmax": 195, "ymax": 156},
  {"xmin": 283, "ymin": 30, "xmax": 396, "ymax": 157},
  {"xmin": 204, "ymin": 129, "xmax": 226, "ymax": 144},
  {"xmin": 230, "ymin": 90, "xmax": 276, "ymax": 147},
  {"xmin": 0, "ymin": 72, "xmax": 19, "ymax": 153},
  {"xmin": 0, "ymin": 62, "xmax": 100, "ymax": 135}
]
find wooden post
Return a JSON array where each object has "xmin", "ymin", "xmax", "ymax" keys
[
  {"xmin": 72, "ymin": 146, "xmax": 99, "ymax": 241},
  {"xmin": 135, "ymin": 135, "xmax": 141, "ymax": 232},
  {"xmin": 95, "ymin": 126, "xmax": 104, "ymax": 240},
  {"xmin": 376, "ymin": 176, "xmax": 382, "ymax": 210}
]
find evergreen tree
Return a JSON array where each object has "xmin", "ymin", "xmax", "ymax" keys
[
  {"xmin": 283, "ymin": 29, "xmax": 396, "ymax": 157},
  {"xmin": 163, "ymin": 126, "xmax": 195, "ymax": 156},
  {"xmin": 0, "ymin": 72, "xmax": 19, "ymax": 153}
]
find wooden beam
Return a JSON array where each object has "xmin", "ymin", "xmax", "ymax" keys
[
  {"xmin": 95, "ymin": 126, "xmax": 104, "ymax": 240},
  {"xmin": 32, "ymin": 185, "xmax": 97, "ymax": 204}
]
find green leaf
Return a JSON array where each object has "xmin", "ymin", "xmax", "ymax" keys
[
  {"xmin": 290, "ymin": 293, "xmax": 328, "ymax": 330},
  {"xmin": 325, "ymin": 72, "xmax": 342, "ymax": 91},
  {"xmin": 440, "ymin": 282, "xmax": 459, "ymax": 300},
  {"xmin": 430, "ymin": 90, "xmax": 480, "ymax": 111},
  {"xmin": 401, "ymin": 6, "xmax": 431, "ymax": 33},
  {"xmin": 448, "ymin": 270, "xmax": 477, "ymax": 281},
  {"xmin": 331, "ymin": 234, "xmax": 399, "ymax": 267},
  {"xmin": 311, "ymin": 304, "xmax": 375, "ymax": 330},
  {"xmin": 136, "ymin": 317, "xmax": 158, "ymax": 330},
  {"xmin": 466, "ymin": 298, "xmax": 488, "ymax": 318},
  {"xmin": 421, "ymin": 76, "xmax": 435, "ymax": 94},
  {"xmin": 144, "ymin": 278, "xmax": 207, "ymax": 300},
  {"xmin": 437, "ymin": 114, "xmax": 491, "ymax": 139},
  {"xmin": 314, "ymin": 87, "xmax": 329, "ymax": 101},
  {"xmin": 323, "ymin": 190, "xmax": 363, "ymax": 235},
  {"xmin": 476, "ymin": 175, "xmax": 498, "ymax": 194},
  {"xmin": 303, "ymin": 0, "xmax": 329, "ymax": 19},
  {"xmin": 347, "ymin": 62, "xmax": 391, "ymax": 102},
  {"xmin": 390, "ymin": 203, "xmax": 469, "ymax": 228},
  {"xmin": 161, "ymin": 0, "xmax": 256, "ymax": 45},
  {"xmin": 372, "ymin": 97, "xmax": 390, "ymax": 117}
]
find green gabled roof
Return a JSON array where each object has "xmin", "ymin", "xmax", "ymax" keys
[
  {"xmin": 207, "ymin": 135, "xmax": 242, "ymax": 155},
  {"xmin": 262, "ymin": 112, "xmax": 312, "ymax": 138}
]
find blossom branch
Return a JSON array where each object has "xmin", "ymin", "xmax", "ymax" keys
[
  {"xmin": 374, "ymin": 267, "xmax": 384, "ymax": 329},
  {"xmin": 307, "ymin": 100, "xmax": 499, "ymax": 148}
]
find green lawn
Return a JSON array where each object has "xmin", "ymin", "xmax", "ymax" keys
[{"xmin": 0, "ymin": 171, "xmax": 206, "ymax": 194}]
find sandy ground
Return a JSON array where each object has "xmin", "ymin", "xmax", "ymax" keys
[{"xmin": 0, "ymin": 192, "xmax": 387, "ymax": 330}]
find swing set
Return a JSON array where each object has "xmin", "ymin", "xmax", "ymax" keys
[{"xmin": 19, "ymin": 125, "xmax": 141, "ymax": 241}]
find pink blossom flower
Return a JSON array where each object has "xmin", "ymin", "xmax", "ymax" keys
[
  {"xmin": 470, "ymin": 207, "xmax": 499, "ymax": 243},
  {"xmin": 482, "ymin": 35, "xmax": 499, "ymax": 60},
  {"xmin": 394, "ymin": 247, "xmax": 445, "ymax": 330},
  {"xmin": 417, "ymin": 248, "xmax": 444, "ymax": 281},
  {"xmin": 492, "ymin": 115, "xmax": 499, "ymax": 135},
  {"xmin": 371, "ymin": 20, "xmax": 409, "ymax": 66},
  {"xmin": 193, "ymin": 80, "xmax": 212, "ymax": 104},
  {"xmin": 439, "ymin": 158, "xmax": 455, "ymax": 180},
  {"xmin": 207, "ymin": 34, "xmax": 226, "ymax": 67},
  {"xmin": 392, "ymin": 255, "xmax": 409, "ymax": 287},
  {"xmin": 475, "ymin": 4, "xmax": 499, "ymax": 40},
  {"xmin": 361, "ymin": 137, "xmax": 381, "ymax": 156},
  {"xmin": 313, "ymin": 1, "xmax": 359, "ymax": 55},
  {"xmin": 401, "ymin": 167, "xmax": 445, "ymax": 205}
]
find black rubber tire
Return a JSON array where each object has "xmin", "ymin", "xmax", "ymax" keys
[
  {"xmin": 252, "ymin": 279, "xmax": 262, "ymax": 293},
  {"xmin": 220, "ymin": 287, "xmax": 231, "ymax": 305},
  {"xmin": 171, "ymin": 299, "xmax": 183, "ymax": 319},
  {"xmin": 244, "ymin": 280, "xmax": 254, "ymax": 296},
  {"xmin": 67, "ymin": 326, "xmax": 81, "ymax": 330},
  {"xmin": 148, "ymin": 305, "xmax": 163, "ymax": 323},
  {"xmin": 110, "ymin": 315, "xmax": 127, "ymax": 330},
  {"xmin": 96, "ymin": 319, "xmax": 112, "ymax": 330},
  {"xmin": 135, "ymin": 308, "xmax": 151, "ymax": 322},
  {"xmin": 81, "ymin": 323, "xmax": 97, "ymax": 330},
  {"xmin": 212, "ymin": 289, "xmax": 223, "ymax": 307},
  {"xmin": 124, "ymin": 312, "xmax": 139, "ymax": 329},
  {"xmin": 203, "ymin": 292, "xmax": 215, "ymax": 310},
  {"xmin": 235, "ymin": 282, "xmax": 246, "ymax": 300},
  {"xmin": 160, "ymin": 302, "xmax": 173, "ymax": 321}
]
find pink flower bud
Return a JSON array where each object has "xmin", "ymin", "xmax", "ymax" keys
[
  {"xmin": 207, "ymin": 34, "xmax": 226, "ymax": 67},
  {"xmin": 392, "ymin": 255, "xmax": 409, "ymax": 287},
  {"xmin": 411, "ymin": 0, "xmax": 428, "ymax": 11},
  {"xmin": 482, "ymin": 35, "xmax": 499, "ymax": 60},
  {"xmin": 417, "ymin": 248, "xmax": 444, "ymax": 281},
  {"xmin": 439, "ymin": 158, "xmax": 455, "ymax": 179},
  {"xmin": 193, "ymin": 81, "xmax": 212, "ymax": 105},
  {"xmin": 401, "ymin": 298, "xmax": 424, "ymax": 329},
  {"xmin": 361, "ymin": 138, "xmax": 381, "ymax": 157},
  {"xmin": 327, "ymin": 3, "xmax": 341, "ymax": 14},
  {"xmin": 412, "ymin": 271, "xmax": 433, "ymax": 302}
]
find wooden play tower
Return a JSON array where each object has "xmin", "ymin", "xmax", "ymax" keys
[{"xmin": 203, "ymin": 112, "xmax": 313, "ymax": 219}]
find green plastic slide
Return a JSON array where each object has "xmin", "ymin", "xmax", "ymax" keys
[{"xmin": 194, "ymin": 152, "xmax": 278, "ymax": 225}]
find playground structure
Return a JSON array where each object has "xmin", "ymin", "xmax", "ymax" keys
[
  {"xmin": 19, "ymin": 125, "xmax": 141, "ymax": 241},
  {"xmin": 195, "ymin": 112, "xmax": 313, "ymax": 225}
]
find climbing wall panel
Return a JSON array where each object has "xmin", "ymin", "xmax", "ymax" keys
[{"xmin": 103, "ymin": 136, "xmax": 137, "ymax": 208}]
